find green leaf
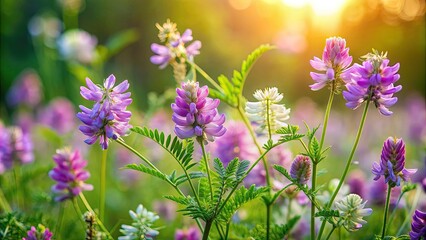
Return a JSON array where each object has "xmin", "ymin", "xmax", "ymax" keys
[
  {"xmin": 315, "ymin": 209, "xmax": 340, "ymax": 218},
  {"xmin": 276, "ymin": 125, "xmax": 305, "ymax": 144},
  {"xmin": 402, "ymin": 183, "xmax": 416, "ymax": 194},
  {"xmin": 175, "ymin": 172, "xmax": 205, "ymax": 186},
  {"xmin": 164, "ymin": 195, "xmax": 189, "ymax": 205},
  {"xmin": 270, "ymin": 216, "xmax": 301, "ymax": 239},
  {"xmin": 105, "ymin": 29, "xmax": 139, "ymax": 59},
  {"xmin": 273, "ymin": 165, "xmax": 294, "ymax": 182},
  {"xmin": 125, "ymin": 164, "xmax": 168, "ymax": 182}
]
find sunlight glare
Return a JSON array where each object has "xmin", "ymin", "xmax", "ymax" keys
[{"xmin": 309, "ymin": 0, "xmax": 348, "ymax": 16}]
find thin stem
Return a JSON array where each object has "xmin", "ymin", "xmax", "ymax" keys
[
  {"xmin": 397, "ymin": 186, "xmax": 421, "ymax": 235},
  {"xmin": 202, "ymin": 220, "xmax": 213, "ymax": 240},
  {"xmin": 317, "ymin": 101, "xmax": 370, "ymax": 240},
  {"xmin": 381, "ymin": 185, "xmax": 392, "ymax": 239},
  {"xmin": 215, "ymin": 222, "xmax": 224, "ymax": 239},
  {"xmin": 55, "ymin": 202, "xmax": 65, "ymax": 236},
  {"xmin": 298, "ymin": 139, "xmax": 309, "ymax": 153},
  {"xmin": 199, "ymin": 140, "xmax": 214, "ymax": 201},
  {"xmin": 13, "ymin": 169, "xmax": 21, "ymax": 209},
  {"xmin": 266, "ymin": 203, "xmax": 271, "ymax": 240},
  {"xmin": 100, "ymin": 149, "xmax": 107, "ymax": 222},
  {"xmin": 190, "ymin": 62, "xmax": 224, "ymax": 93},
  {"xmin": 387, "ymin": 190, "xmax": 405, "ymax": 232},
  {"xmin": 72, "ymin": 198, "xmax": 86, "ymax": 229},
  {"xmin": 225, "ymin": 221, "xmax": 231, "ymax": 239},
  {"xmin": 325, "ymin": 226, "xmax": 336, "ymax": 240},
  {"xmin": 319, "ymin": 89, "xmax": 335, "ymax": 151},
  {"xmin": 311, "ymin": 162, "xmax": 317, "ymax": 240},
  {"xmin": 79, "ymin": 193, "xmax": 113, "ymax": 239},
  {"xmin": 0, "ymin": 188, "xmax": 11, "ymax": 212}
]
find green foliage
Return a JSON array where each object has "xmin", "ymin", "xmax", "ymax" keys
[
  {"xmin": 125, "ymin": 163, "xmax": 168, "ymax": 182},
  {"xmin": 381, "ymin": 235, "xmax": 410, "ymax": 240},
  {"xmin": 210, "ymin": 44, "xmax": 275, "ymax": 107},
  {"xmin": 262, "ymin": 124, "xmax": 304, "ymax": 151},
  {"xmin": 238, "ymin": 216, "xmax": 300, "ymax": 240},
  {"xmin": 401, "ymin": 183, "xmax": 416, "ymax": 194},
  {"xmin": 131, "ymin": 127, "xmax": 196, "ymax": 171},
  {"xmin": 315, "ymin": 209, "xmax": 340, "ymax": 220},
  {"xmin": 217, "ymin": 185, "xmax": 269, "ymax": 222},
  {"xmin": 104, "ymin": 29, "xmax": 139, "ymax": 60}
]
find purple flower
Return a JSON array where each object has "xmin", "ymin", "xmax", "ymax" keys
[
  {"xmin": 150, "ymin": 21, "xmax": 202, "ymax": 69},
  {"xmin": 23, "ymin": 225, "xmax": 53, "ymax": 240},
  {"xmin": 410, "ymin": 210, "xmax": 426, "ymax": 239},
  {"xmin": 171, "ymin": 81, "xmax": 226, "ymax": 143},
  {"xmin": 0, "ymin": 123, "xmax": 34, "ymax": 174},
  {"xmin": 7, "ymin": 70, "xmax": 42, "ymax": 107},
  {"xmin": 368, "ymin": 180, "xmax": 402, "ymax": 207},
  {"xmin": 343, "ymin": 51, "xmax": 401, "ymax": 115},
  {"xmin": 372, "ymin": 137, "xmax": 417, "ymax": 187},
  {"xmin": 290, "ymin": 155, "xmax": 311, "ymax": 185},
  {"xmin": 77, "ymin": 74, "xmax": 132, "ymax": 150},
  {"xmin": 39, "ymin": 98, "xmax": 75, "ymax": 134},
  {"xmin": 347, "ymin": 170, "xmax": 367, "ymax": 198},
  {"xmin": 309, "ymin": 37, "xmax": 352, "ymax": 91},
  {"xmin": 175, "ymin": 226, "xmax": 201, "ymax": 240},
  {"xmin": 49, "ymin": 148, "xmax": 93, "ymax": 202},
  {"xmin": 212, "ymin": 121, "xmax": 257, "ymax": 166}
]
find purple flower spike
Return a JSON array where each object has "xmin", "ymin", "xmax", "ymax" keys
[
  {"xmin": 23, "ymin": 225, "xmax": 53, "ymax": 240},
  {"xmin": 372, "ymin": 137, "xmax": 417, "ymax": 188},
  {"xmin": 309, "ymin": 37, "xmax": 352, "ymax": 92},
  {"xmin": 7, "ymin": 70, "xmax": 42, "ymax": 107},
  {"xmin": 290, "ymin": 155, "xmax": 311, "ymax": 185},
  {"xmin": 343, "ymin": 50, "xmax": 401, "ymax": 116},
  {"xmin": 39, "ymin": 98, "xmax": 75, "ymax": 134},
  {"xmin": 410, "ymin": 210, "xmax": 426, "ymax": 239},
  {"xmin": 175, "ymin": 226, "xmax": 201, "ymax": 240},
  {"xmin": 77, "ymin": 74, "xmax": 132, "ymax": 150},
  {"xmin": 171, "ymin": 81, "xmax": 226, "ymax": 143},
  {"xmin": 49, "ymin": 148, "xmax": 93, "ymax": 202}
]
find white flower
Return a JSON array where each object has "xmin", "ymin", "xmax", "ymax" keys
[
  {"xmin": 119, "ymin": 204, "xmax": 160, "ymax": 240},
  {"xmin": 57, "ymin": 29, "xmax": 97, "ymax": 64},
  {"xmin": 245, "ymin": 87, "xmax": 290, "ymax": 135},
  {"xmin": 335, "ymin": 194, "xmax": 372, "ymax": 231}
]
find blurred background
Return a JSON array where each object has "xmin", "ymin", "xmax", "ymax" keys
[{"xmin": 0, "ymin": 0, "xmax": 425, "ymax": 239}]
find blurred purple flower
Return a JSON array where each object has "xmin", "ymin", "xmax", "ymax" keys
[
  {"xmin": 77, "ymin": 75, "xmax": 132, "ymax": 150},
  {"xmin": 368, "ymin": 180, "xmax": 402, "ymax": 207},
  {"xmin": 39, "ymin": 98, "xmax": 75, "ymax": 134},
  {"xmin": 171, "ymin": 81, "xmax": 226, "ymax": 143},
  {"xmin": 7, "ymin": 70, "xmax": 42, "ymax": 107},
  {"xmin": 115, "ymin": 147, "xmax": 140, "ymax": 184},
  {"xmin": 405, "ymin": 95, "xmax": 426, "ymax": 144},
  {"xmin": 343, "ymin": 51, "xmax": 401, "ymax": 116},
  {"xmin": 290, "ymin": 155, "xmax": 311, "ymax": 185},
  {"xmin": 23, "ymin": 225, "xmax": 53, "ymax": 240},
  {"xmin": 309, "ymin": 37, "xmax": 352, "ymax": 91},
  {"xmin": 57, "ymin": 29, "xmax": 97, "ymax": 64},
  {"xmin": 0, "ymin": 123, "xmax": 34, "ymax": 174},
  {"xmin": 49, "ymin": 148, "xmax": 93, "ymax": 202},
  {"xmin": 347, "ymin": 170, "xmax": 367, "ymax": 198},
  {"xmin": 153, "ymin": 200, "xmax": 177, "ymax": 222},
  {"xmin": 410, "ymin": 210, "xmax": 426, "ymax": 239},
  {"xmin": 175, "ymin": 226, "xmax": 201, "ymax": 240},
  {"xmin": 372, "ymin": 137, "xmax": 416, "ymax": 187},
  {"xmin": 212, "ymin": 121, "xmax": 257, "ymax": 166}
]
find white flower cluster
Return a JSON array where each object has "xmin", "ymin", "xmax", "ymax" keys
[
  {"xmin": 335, "ymin": 194, "xmax": 372, "ymax": 231},
  {"xmin": 245, "ymin": 87, "xmax": 290, "ymax": 135},
  {"xmin": 118, "ymin": 204, "xmax": 160, "ymax": 240}
]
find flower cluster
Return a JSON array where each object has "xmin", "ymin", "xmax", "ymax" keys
[
  {"xmin": 49, "ymin": 148, "xmax": 93, "ymax": 202},
  {"xmin": 23, "ymin": 225, "xmax": 53, "ymax": 240},
  {"xmin": 372, "ymin": 137, "xmax": 417, "ymax": 187},
  {"xmin": 335, "ymin": 194, "xmax": 372, "ymax": 231},
  {"xmin": 0, "ymin": 123, "xmax": 34, "ymax": 174},
  {"xmin": 119, "ymin": 204, "xmax": 160, "ymax": 240},
  {"xmin": 309, "ymin": 37, "xmax": 352, "ymax": 92},
  {"xmin": 343, "ymin": 50, "xmax": 401, "ymax": 116},
  {"xmin": 57, "ymin": 29, "xmax": 97, "ymax": 64},
  {"xmin": 410, "ymin": 209, "xmax": 426, "ymax": 239},
  {"xmin": 171, "ymin": 81, "xmax": 226, "ymax": 143},
  {"xmin": 245, "ymin": 87, "xmax": 290, "ymax": 135},
  {"xmin": 151, "ymin": 19, "xmax": 201, "ymax": 82},
  {"xmin": 77, "ymin": 74, "xmax": 132, "ymax": 149},
  {"xmin": 290, "ymin": 155, "xmax": 311, "ymax": 185},
  {"xmin": 175, "ymin": 226, "xmax": 200, "ymax": 240}
]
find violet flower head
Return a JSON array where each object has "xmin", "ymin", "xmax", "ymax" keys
[
  {"xmin": 7, "ymin": 70, "xmax": 42, "ymax": 107},
  {"xmin": 213, "ymin": 121, "xmax": 257, "ymax": 166},
  {"xmin": 290, "ymin": 155, "xmax": 311, "ymax": 185},
  {"xmin": 39, "ymin": 98, "xmax": 75, "ymax": 134},
  {"xmin": 171, "ymin": 81, "xmax": 226, "ymax": 143},
  {"xmin": 343, "ymin": 50, "xmax": 401, "ymax": 116},
  {"xmin": 23, "ymin": 225, "xmax": 53, "ymax": 240},
  {"xmin": 49, "ymin": 148, "xmax": 93, "ymax": 202},
  {"xmin": 309, "ymin": 37, "xmax": 352, "ymax": 92},
  {"xmin": 0, "ymin": 124, "xmax": 34, "ymax": 174},
  {"xmin": 410, "ymin": 210, "xmax": 426, "ymax": 239},
  {"xmin": 77, "ymin": 74, "xmax": 132, "ymax": 150},
  {"xmin": 372, "ymin": 137, "xmax": 417, "ymax": 188},
  {"xmin": 175, "ymin": 226, "xmax": 201, "ymax": 240}
]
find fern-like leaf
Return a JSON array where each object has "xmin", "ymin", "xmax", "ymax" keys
[{"xmin": 125, "ymin": 164, "xmax": 168, "ymax": 182}]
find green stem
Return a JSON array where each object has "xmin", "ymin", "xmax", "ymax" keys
[
  {"xmin": 55, "ymin": 202, "xmax": 65, "ymax": 236},
  {"xmin": 0, "ymin": 188, "xmax": 11, "ymax": 212},
  {"xmin": 72, "ymin": 198, "xmax": 86, "ymax": 229},
  {"xmin": 311, "ymin": 162, "xmax": 317, "ymax": 240},
  {"xmin": 199, "ymin": 140, "xmax": 214, "ymax": 201},
  {"xmin": 397, "ymin": 186, "xmax": 421, "ymax": 235},
  {"xmin": 317, "ymin": 101, "xmax": 370, "ymax": 240},
  {"xmin": 225, "ymin": 221, "xmax": 231, "ymax": 239},
  {"xmin": 202, "ymin": 220, "xmax": 213, "ymax": 240},
  {"xmin": 387, "ymin": 190, "xmax": 405, "ymax": 232},
  {"xmin": 266, "ymin": 203, "xmax": 271, "ymax": 240},
  {"xmin": 319, "ymin": 88, "xmax": 335, "ymax": 151},
  {"xmin": 381, "ymin": 185, "xmax": 392, "ymax": 239},
  {"xmin": 325, "ymin": 226, "xmax": 336, "ymax": 240},
  {"xmin": 287, "ymin": 198, "xmax": 292, "ymax": 223},
  {"xmin": 190, "ymin": 63, "xmax": 224, "ymax": 93},
  {"xmin": 79, "ymin": 193, "xmax": 113, "ymax": 239},
  {"xmin": 100, "ymin": 149, "xmax": 107, "ymax": 222}
]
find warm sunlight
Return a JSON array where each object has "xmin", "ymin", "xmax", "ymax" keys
[{"xmin": 282, "ymin": 0, "xmax": 349, "ymax": 15}]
